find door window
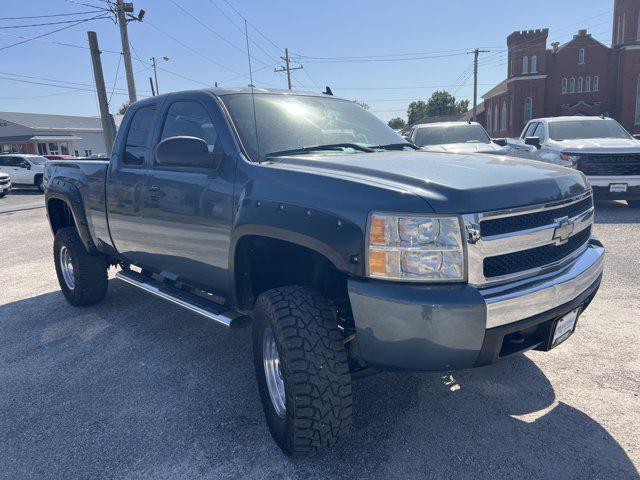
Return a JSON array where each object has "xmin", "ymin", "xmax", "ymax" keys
[
  {"xmin": 522, "ymin": 122, "xmax": 537, "ymax": 139},
  {"xmin": 158, "ymin": 101, "xmax": 220, "ymax": 164},
  {"xmin": 123, "ymin": 106, "xmax": 156, "ymax": 166},
  {"xmin": 533, "ymin": 122, "xmax": 546, "ymax": 142}
]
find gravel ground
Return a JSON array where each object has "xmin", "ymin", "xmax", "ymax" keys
[{"xmin": 0, "ymin": 192, "xmax": 638, "ymax": 479}]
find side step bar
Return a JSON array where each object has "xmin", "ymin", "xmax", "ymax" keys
[{"xmin": 115, "ymin": 269, "xmax": 250, "ymax": 329}]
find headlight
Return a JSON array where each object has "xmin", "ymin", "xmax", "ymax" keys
[
  {"xmin": 367, "ymin": 213, "xmax": 465, "ymax": 282},
  {"xmin": 560, "ymin": 153, "xmax": 580, "ymax": 168}
]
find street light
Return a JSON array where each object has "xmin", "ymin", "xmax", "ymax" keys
[{"xmin": 150, "ymin": 56, "xmax": 170, "ymax": 95}]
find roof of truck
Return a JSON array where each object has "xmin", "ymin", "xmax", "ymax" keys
[
  {"xmin": 146, "ymin": 87, "xmax": 342, "ymax": 100},
  {"xmin": 532, "ymin": 116, "xmax": 613, "ymax": 123}
]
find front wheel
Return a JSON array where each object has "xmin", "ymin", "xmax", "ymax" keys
[
  {"xmin": 36, "ymin": 175, "xmax": 45, "ymax": 192},
  {"xmin": 252, "ymin": 286, "xmax": 352, "ymax": 456},
  {"xmin": 54, "ymin": 227, "xmax": 108, "ymax": 306}
]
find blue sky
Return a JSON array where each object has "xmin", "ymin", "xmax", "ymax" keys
[{"xmin": 0, "ymin": 0, "xmax": 615, "ymax": 123}]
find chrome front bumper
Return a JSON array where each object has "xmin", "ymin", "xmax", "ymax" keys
[
  {"xmin": 587, "ymin": 175, "xmax": 640, "ymax": 187},
  {"xmin": 480, "ymin": 242, "xmax": 605, "ymax": 329}
]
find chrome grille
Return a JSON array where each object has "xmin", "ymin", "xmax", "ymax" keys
[{"xmin": 463, "ymin": 192, "xmax": 594, "ymax": 286}]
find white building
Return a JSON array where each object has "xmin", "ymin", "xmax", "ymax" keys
[{"xmin": 0, "ymin": 111, "xmax": 122, "ymax": 157}]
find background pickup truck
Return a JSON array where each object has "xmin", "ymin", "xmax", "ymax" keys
[
  {"xmin": 506, "ymin": 116, "xmax": 640, "ymax": 207},
  {"xmin": 405, "ymin": 121, "xmax": 506, "ymax": 154},
  {"xmin": 44, "ymin": 88, "xmax": 604, "ymax": 456}
]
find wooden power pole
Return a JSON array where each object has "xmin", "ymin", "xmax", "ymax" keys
[
  {"xmin": 274, "ymin": 48, "xmax": 303, "ymax": 90},
  {"xmin": 116, "ymin": 0, "xmax": 137, "ymax": 104},
  {"xmin": 87, "ymin": 31, "xmax": 117, "ymax": 155},
  {"xmin": 471, "ymin": 48, "xmax": 489, "ymax": 122}
]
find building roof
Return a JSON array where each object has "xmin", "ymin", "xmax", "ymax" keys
[
  {"xmin": 0, "ymin": 111, "xmax": 103, "ymax": 131},
  {"xmin": 482, "ymin": 79, "xmax": 508, "ymax": 100}
]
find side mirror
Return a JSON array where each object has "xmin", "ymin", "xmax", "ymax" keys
[
  {"xmin": 21, "ymin": 162, "xmax": 31, "ymax": 170},
  {"xmin": 155, "ymin": 136, "xmax": 222, "ymax": 170},
  {"xmin": 492, "ymin": 138, "xmax": 507, "ymax": 147},
  {"xmin": 524, "ymin": 136, "xmax": 542, "ymax": 149}
]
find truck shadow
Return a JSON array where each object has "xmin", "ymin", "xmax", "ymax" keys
[
  {"xmin": 594, "ymin": 200, "xmax": 640, "ymax": 224},
  {"xmin": 0, "ymin": 280, "xmax": 637, "ymax": 479}
]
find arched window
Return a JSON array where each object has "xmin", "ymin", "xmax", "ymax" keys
[
  {"xmin": 586, "ymin": 76, "xmax": 592, "ymax": 92},
  {"xmin": 501, "ymin": 101, "xmax": 507, "ymax": 131},
  {"xmin": 510, "ymin": 99, "xmax": 514, "ymax": 126},
  {"xmin": 562, "ymin": 78, "xmax": 568, "ymax": 94},
  {"xmin": 531, "ymin": 55, "xmax": 538, "ymax": 73},
  {"xmin": 524, "ymin": 97, "xmax": 533, "ymax": 122},
  {"xmin": 594, "ymin": 76, "xmax": 600, "ymax": 92},
  {"xmin": 570, "ymin": 78, "xmax": 576, "ymax": 93},
  {"xmin": 522, "ymin": 56, "xmax": 529, "ymax": 74},
  {"xmin": 635, "ymin": 75, "xmax": 640, "ymax": 125},
  {"xmin": 578, "ymin": 48, "xmax": 586, "ymax": 65},
  {"xmin": 494, "ymin": 105, "xmax": 498, "ymax": 132},
  {"xmin": 578, "ymin": 77, "xmax": 584, "ymax": 93}
]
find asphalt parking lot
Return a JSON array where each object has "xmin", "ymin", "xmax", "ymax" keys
[{"xmin": 1, "ymin": 191, "xmax": 639, "ymax": 479}]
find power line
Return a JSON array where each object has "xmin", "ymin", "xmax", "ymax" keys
[
  {"xmin": 108, "ymin": 53, "xmax": 123, "ymax": 105},
  {"xmin": 300, "ymin": 51, "xmax": 472, "ymax": 64},
  {"xmin": 144, "ymin": 20, "xmax": 244, "ymax": 77},
  {"xmin": 0, "ymin": 15, "xmax": 110, "ymax": 29},
  {"xmin": 221, "ymin": 0, "xmax": 282, "ymax": 53},
  {"xmin": 0, "ymin": 14, "xmax": 110, "ymax": 52},
  {"xmin": 0, "ymin": 10, "xmax": 103, "ymax": 20},
  {"xmin": 293, "ymin": 47, "xmax": 502, "ymax": 61},
  {"xmin": 0, "ymin": 30, "xmax": 120, "ymax": 53},
  {"xmin": 167, "ymin": 0, "xmax": 271, "ymax": 67}
]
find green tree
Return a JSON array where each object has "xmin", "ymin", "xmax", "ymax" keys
[
  {"xmin": 407, "ymin": 100, "xmax": 428, "ymax": 125},
  {"xmin": 407, "ymin": 91, "xmax": 470, "ymax": 125},
  {"xmin": 425, "ymin": 90, "xmax": 469, "ymax": 117},
  {"xmin": 387, "ymin": 117, "xmax": 406, "ymax": 130},
  {"xmin": 353, "ymin": 100, "xmax": 370, "ymax": 110},
  {"xmin": 117, "ymin": 101, "xmax": 130, "ymax": 115}
]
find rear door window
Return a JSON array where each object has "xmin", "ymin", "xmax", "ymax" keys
[{"xmin": 123, "ymin": 106, "xmax": 156, "ymax": 166}]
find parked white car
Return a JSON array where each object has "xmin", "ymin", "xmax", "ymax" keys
[
  {"xmin": 0, "ymin": 172, "xmax": 11, "ymax": 197},
  {"xmin": 406, "ymin": 121, "xmax": 506, "ymax": 154},
  {"xmin": 506, "ymin": 116, "xmax": 640, "ymax": 207},
  {"xmin": 0, "ymin": 154, "xmax": 48, "ymax": 192}
]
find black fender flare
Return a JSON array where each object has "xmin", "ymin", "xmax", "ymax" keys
[{"xmin": 45, "ymin": 178, "xmax": 98, "ymax": 255}]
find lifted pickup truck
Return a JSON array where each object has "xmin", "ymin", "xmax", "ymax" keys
[
  {"xmin": 506, "ymin": 116, "xmax": 640, "ymax": 207},
  {"xmin": 45, "ymin": 88, "xmax": 604, "ymax": 456}
]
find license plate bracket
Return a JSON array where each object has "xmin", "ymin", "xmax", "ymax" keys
[
  {"xmin": 551, "ymin": 308, "xmax": 580, "ymax": 347},
  {"xmin": 609, "ymin": 183, "xmax": 628, "ymax": 193}
]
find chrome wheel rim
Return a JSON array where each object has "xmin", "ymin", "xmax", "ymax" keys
[
  {"xmin": 59, "ymin": 246, "xmax": 75, "ymax": 290},
  {"xmin": 263, "ymin": 327, "xmax": 286, "ymax": 417}
]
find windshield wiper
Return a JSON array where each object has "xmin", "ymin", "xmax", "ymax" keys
[
  {"xmin": 368, "ymin": 143, "xmax": 418, "ymax": 151},
  {"xmin": 265, "ymin": 143, "xmax": 374, "ymax": 158}
]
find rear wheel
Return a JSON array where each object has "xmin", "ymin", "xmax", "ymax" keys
[
  {"xmin": 252, "ymin": 286, "xmax": 352, "ymax": 456},
  {"xmin": 54, "ymin": 227, "xmax": 108, "ymax": 306}
]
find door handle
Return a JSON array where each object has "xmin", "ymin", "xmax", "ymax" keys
[
  {"xmin": 149, "ymin": 185, "xmax": 161, "ymax": 192},
  {"xmin": 148, "ymin": 185, "xmax": 164, "ymax": 200}
]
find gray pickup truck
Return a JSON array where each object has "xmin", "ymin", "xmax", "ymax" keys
[{"xmin": 44, "ymin": 88, "xmax": 604, "ymax": 456}]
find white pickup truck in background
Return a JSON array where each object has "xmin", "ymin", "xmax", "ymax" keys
[
  {"xmin": 406, "ymin": 121, "xmax": 507, "ymax": 154},
  {"xmin": 506, "ymin": 116, "xmax": 640, "ymax": 208}
]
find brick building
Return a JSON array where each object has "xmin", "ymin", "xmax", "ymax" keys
[{"xmin": 481, "ymin": 0, "xmax": 640, "ymax": 137}]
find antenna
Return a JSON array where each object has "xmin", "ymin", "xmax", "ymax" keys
[{"xmin": 244, "ymin": 20, "xmax": 261, "ymax": 162}]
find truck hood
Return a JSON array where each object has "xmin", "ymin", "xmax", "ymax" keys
[
  {"xmin": 420, "ymin": 142, "xmax": 505, "ymax": 154},
  {"xmin": 267, "ymin": 151, "xmax": 589, "ymax": 214},
  {"xmin": 551, "ymin": 137, "xmax": 640, "ymax": 154}
]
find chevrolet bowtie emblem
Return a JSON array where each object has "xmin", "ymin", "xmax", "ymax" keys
[{"xmin": 552, "ymin": 216, "xmax": 575, "ymax": 245}]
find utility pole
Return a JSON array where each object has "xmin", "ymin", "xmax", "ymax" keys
[
  {"xmin": 87, "ymin": 31, "xmax": 116, "ymax": 155},
  {"xmin": 274, "ymin": 48, "xmax": 303, "ymax": 90},
  {"xmin": 116, "ymin": 0, "xmax": 137, "ymax": 104},
  {"xmin": 149, "ymin": 56, "xmax": 169, "ymax": 95},
  {"xmin": 149, "ymin": 77, "xmax": 156, "ymax": 96},
  {"xmin": 470, "ymin": 48, "xmax": 489, "ymax": 122}
]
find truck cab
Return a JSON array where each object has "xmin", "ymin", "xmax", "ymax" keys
[
  {"xmin": 507, "ymin": 116, "xmax": 640, "ymax": 207},
  {"xmin": 407, "ymin": 121, "xmax": 506, "ymax": 154}
]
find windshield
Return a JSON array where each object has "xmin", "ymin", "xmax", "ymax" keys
[
  {"xmin": 413, "ymin": 124, "xmax": 491, "ymax": 146},
  {"xmin": 549, "ymin": 119, "xmax": 631, "ymax": 141},
  {"xmin": 27, "ymin": 156, "xmax": 48, "ymax": 165},
  {"xmin": 220, "ymin": 93, "xmax": 405, "ymax": 161}
]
